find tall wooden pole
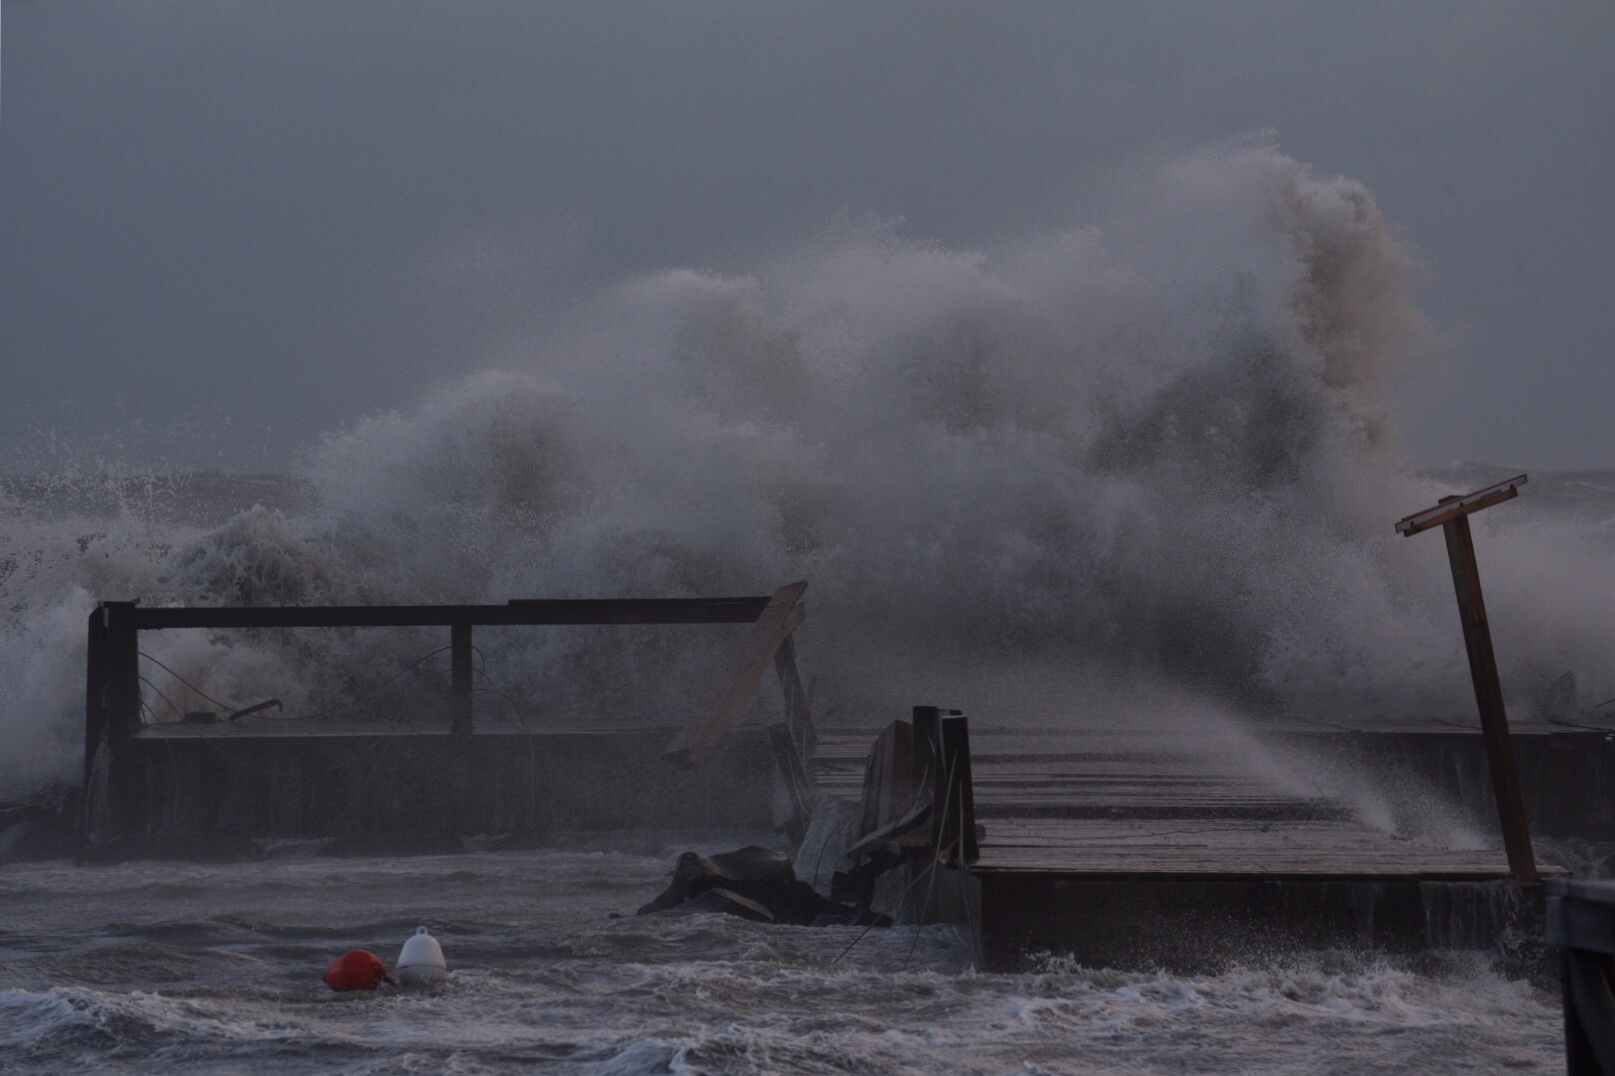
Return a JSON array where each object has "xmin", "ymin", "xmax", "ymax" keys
[
  {"xmin": 1441, "ymin": 511, "xmax": 1537, "ymax": 881},
  {"xmin": 1396, "ymin": 475, "xmax": 1537, "ymax": 883}
]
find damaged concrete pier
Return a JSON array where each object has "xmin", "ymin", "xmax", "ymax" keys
[
  {"xmin": 81, "ymin": 585, "xmax": 817, "ymax": 850},
  {"xmin": 103, "ymin": 722, "xmax": 784, "ymax": 847}
]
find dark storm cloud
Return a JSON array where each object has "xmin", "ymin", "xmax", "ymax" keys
[{"xmin": 2, "ymin": 1, "xmax": 1611, "ymax": 468}]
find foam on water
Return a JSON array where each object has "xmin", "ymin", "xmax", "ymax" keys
[
  {"xmin": 0, "ymin": 851, "xmax": 1566, "ymax": 1074},
  {"xmin": 1, "ymin": 135, "xmax": 1612, "ymax": 806}
]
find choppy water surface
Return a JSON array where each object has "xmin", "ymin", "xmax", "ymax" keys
[
  {"xmin": 0, "ymin": 140, "xmax": 1601, "ymax": 1072},
  {"xmin": 0, "ymin": 849, "xmax": 1561, "ymax": 1074}
]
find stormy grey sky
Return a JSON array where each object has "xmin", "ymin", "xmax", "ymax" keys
[{"xmin": 2, "ymin": 1, "xmax": 1611, "ymax": 471}]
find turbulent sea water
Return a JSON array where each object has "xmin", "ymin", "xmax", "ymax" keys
[
  {"xmin": 0, "ymin": 848, "xmax": 1565, "ymax": 1074},
  {"xmin": 1, "ymin": 139, "xmax": 1609, "ymax": 1070}
]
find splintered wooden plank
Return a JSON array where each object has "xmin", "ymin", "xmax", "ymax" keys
[{"xmin": 665, "ymin": 581, "xmax": 808, "ymax": 765}]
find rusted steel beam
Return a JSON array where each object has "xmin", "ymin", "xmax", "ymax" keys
[
  {"xmin": 127, "ymin": 596, "xmax": 772, "ymax": 631},
  {"xmin": 664, "ymin": 581, "xmax": 808, "ymax": 765},
  {"xmin": 1398, "ymin": 481, "xmax": 1537, "ymax": 882},
  {"xmin": 1395, "ymin": 473, "xmax": 1526, "ymax": 536}
]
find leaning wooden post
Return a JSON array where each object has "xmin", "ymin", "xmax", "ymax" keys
[
  {"xmin": 1396, "ymin": 474, "xmax": 1537, "ymax": 883},
  {"xmin": 450, "ymin": 622, "xmax": 474, "ymax": 739}
]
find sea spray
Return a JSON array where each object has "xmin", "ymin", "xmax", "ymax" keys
[{"xmin": 2, "ymin": 138, "xmax": 1612, "ymax": 801}]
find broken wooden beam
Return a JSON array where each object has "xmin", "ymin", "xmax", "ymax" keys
[{"xmin": 665, "ymin": 581, "xmax": 809, "ymax": 766}]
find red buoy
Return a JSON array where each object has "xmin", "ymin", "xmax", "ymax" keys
[{"xmin": 324, "ymin": 949, "xmax": 393, "ymax": 991}]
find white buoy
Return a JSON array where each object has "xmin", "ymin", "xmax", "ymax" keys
[{"xmin": 395, "ymin": 926, "xmax": 447, "ymax": 987}]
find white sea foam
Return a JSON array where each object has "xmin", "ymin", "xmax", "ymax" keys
[
  {"xmin": 0, "ymin": 852, "xmax": 1565, "ymax": 1074},
  {"xmin": 2, "ymin": 137, "xmax": 1612, "ymax": 799}
]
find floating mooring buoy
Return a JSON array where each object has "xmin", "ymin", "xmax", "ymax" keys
[
  {"xmin": 324, "ymin": 949, "xmax": 392, "ymax": 991},
  {"xmin": 395, "ymin": 926, "xmax": 447, "ymax": 987}
]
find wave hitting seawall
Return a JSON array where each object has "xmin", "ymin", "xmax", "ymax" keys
[{"xmin": 2, "ymin": 138, "xmax": 1613, "ymax": 798}]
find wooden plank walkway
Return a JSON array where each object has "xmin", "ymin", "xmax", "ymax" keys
[
  {"xmin": 814, "ymin": 724, "xmax": 1512, "ymax": 880},
  {"xmin": 815, "ymin": 723, "xmax": 1542, "ymax": 968},
  {"xmin": 974, "ymin": 817, "xmax": 1506, "ymax": 878}
]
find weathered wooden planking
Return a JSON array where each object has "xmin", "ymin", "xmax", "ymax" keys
[
  {"xmin": 974, "ymin": 817, "xmax": 1510, "ymax": 877},
  {"xmin": 821, "ymin": 724, "xmax": 1525, "ymax": 882},
  {"xmin": 823, "ymin": 722, "xmax": 1549, "ymax": 970},
  {"xmin": 815, "ymin": 726, "xmax": 1344, "ymax": 825}
]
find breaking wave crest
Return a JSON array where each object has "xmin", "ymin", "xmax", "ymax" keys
[{"xmin": 3, "ymin": 138, "xmax": 1612, "ymax": 795}]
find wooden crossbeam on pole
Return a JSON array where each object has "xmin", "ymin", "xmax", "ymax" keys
[
  {"xmin": 1395, "ymin": 473, "xmax": 1526, "ymax": 536},
  {"xmin": 1397, "ymin": 475, "xmax": 1537, "ymax": 882}
]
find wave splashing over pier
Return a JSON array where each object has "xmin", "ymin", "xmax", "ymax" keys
[{"xmin": 3, "ymin": 138, "xmax": 1614, "ymax": 794}]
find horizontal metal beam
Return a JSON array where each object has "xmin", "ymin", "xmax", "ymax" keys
[
  {"xmin": 123, "ymin": 597, "xmax": 772, "ymax": 631},
  {"xmin": 1394, "ymin": 473, "xmax": 1527, "ymax": 536}
]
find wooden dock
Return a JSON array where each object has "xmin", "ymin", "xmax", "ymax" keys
[{"xmin": 816, "ymin": 720, "xmax": 1569, "ymax": 970}]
